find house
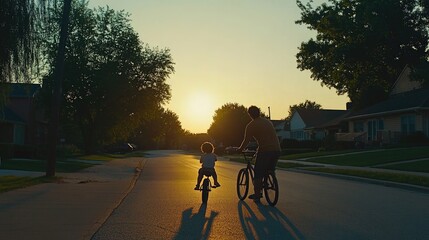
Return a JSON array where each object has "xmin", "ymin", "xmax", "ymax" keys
[
  {"xmin": 0, "ymin": 83, "xmax": 47, "ymax": 146},
  {"xmin": 271, "ymin": 119, "xmax": 290, "ymax": 142},
  {"xmin": 290, "ymin": 108, "xmax": 348, "ymax": 141},
  {"xmin": 343, "ymin": 66, "xmax": 429, "ymax": 145}
]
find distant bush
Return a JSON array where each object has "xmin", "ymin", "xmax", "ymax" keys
[
  {"xmin": 57, "ymin": 144, "xmax": 82, "ymax": 160},
  {"xmin": 400, "ymin": 131, "xmax": 429, "ymax": 145},
  {"xmin": 281, "ymin": 139, "xmax": 321, "ymax": 149},
  {"xmin": 13, "ymin": 145, "xmax": 36, "ymax": 158},
  {"xmin": 281, "ymin": 139, "xmax": 299, "ymax": 148},
  {"xmin": 0, "ymin": 144, "xmax": 38, "ymax": 160},
  {"xmin": 333, "ymin": 141, "xmax": 359, "ymax": 150},
  {"xmin": 0, "ymin": 143, "xmax": 14, "ymax": 160}
]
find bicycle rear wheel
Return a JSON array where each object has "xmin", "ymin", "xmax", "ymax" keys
[
  {"xmin": 263, "ymin": 172, "xmax": 279, "ymax": 206},
  {"xmin": 202, "ymin": 178, "xmax": 210, "ymax": 203},
  {"xmin": 236, "ymin": 168, "xmax": 249, "ymax": 200}
]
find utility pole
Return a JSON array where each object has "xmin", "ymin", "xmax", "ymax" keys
[
  {"xmin": 46, "ymin": 0, "xmax": 72, "ymax": 177},
  {"xmin": 268, "ymin": 106, "xmax": 271, "ymax": 119}
]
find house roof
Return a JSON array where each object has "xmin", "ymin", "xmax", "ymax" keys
[
  {"xmin": 1, "ymin": 83, "xmax": 41, "ymax": 98},
  {"xmin": 296, "ymin": 109, "xmax": 348, "ymax": 129},
  {"xmin": 346, "ymin": 87, "xmax": 429, "ymax": 120},
  {"xmin": 271, "ymin": 119, "xmax": 290, "ymax": 131}
]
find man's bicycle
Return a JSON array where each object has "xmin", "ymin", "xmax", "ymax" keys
[{"xmin": 236, "ymin": 150, "xmax": 279, "ymax": 206}]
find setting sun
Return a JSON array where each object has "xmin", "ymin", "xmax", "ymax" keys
[{"xmin": 185, "ymin": 92, "xmax": 216, "ymax": 132}]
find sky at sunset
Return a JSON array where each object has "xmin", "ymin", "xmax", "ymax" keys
[{"xmin": 88, "ymin": 0, "xmax": 349, "ymax": 133}]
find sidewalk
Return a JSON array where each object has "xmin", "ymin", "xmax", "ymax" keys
[{"xmin": 0, "ymin": 157, "xmax": 144, "ymax": 240}]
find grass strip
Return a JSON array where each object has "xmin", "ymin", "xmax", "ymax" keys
[
  {"xmin": 0, "ymin": 159, "xmax": 95, "ymax": 173},
  {"xmin": 277, "ymin": 162, "xmax": 315, "ymax": 168},
  {"xmin": 280, "ymin": 149, "xmax": 357, "ymax": 160},
  {"xmin": 77, "ymin": 151, "xmax": 146, "ymax": 161},
  {"xmin": 0, "ymin": 176, "xmax": 61, "ymax": 193},
  {"xmin": 77, "ymin": 154, "xmax": 117, "ymax": 161},
  {"xmin": 305, "ymin": 167, "xmax": 429, "ymax": 188},
  {"xmin": 229, "ymin": 156, "xmax": 312, "ymax": 169}
]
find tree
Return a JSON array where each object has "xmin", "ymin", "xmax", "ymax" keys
[
  {"xmin": 207, "ymin": 103, "xmax": 250, "ymax": 147},
  {"xmin": 40, "ymin": 2, "xmax": 174, "ymax": 153},
  {"xmin": 296, "ymin": 0, "xmax": 429, "ymax": 109},
  {"xmin": 286, "ymin": 100, "xmax": 321, "ymax": 120},
  {"xmin": 160, "ymin": 110, "xmax": 185, "ymax": 149},
  {"xmin": 130, "ymin": 107, "xmax": 184, "ymax": 149},
  {"xmin": 46, "ymin": 0, "xmax": 72, "ymax": 177},
  {"xmin": 1, "ymin": 0, "xmax": 39, "ymax": 83}
]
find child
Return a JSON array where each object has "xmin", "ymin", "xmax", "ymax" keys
[{"xmin": 194, "ymin": 142, "xmax": 221, "ymax": 190}]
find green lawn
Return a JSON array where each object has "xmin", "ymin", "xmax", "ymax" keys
[
  {"xmin": 0, "ymin": 176, "xmax": 60, "ymax": 193},
  {"xmin": 300, "ymin": 147, "xmax": 429, "ymax": 167}
]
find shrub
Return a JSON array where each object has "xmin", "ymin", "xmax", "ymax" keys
[
  {"xmin": 56, "ymin": 144, "xmax": 82, "ymax": 160},
  {"xmin": 0, "ymin": 143, "xmax": 14, "ymax": 160},
  {"xmin": 281, "ymin": 138, "xmax": 299, "ymax": 148},
  {"xmin": 400, "ymin": 131, "xmax": 429, "ymax": 145}
]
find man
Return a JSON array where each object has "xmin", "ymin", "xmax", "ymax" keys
[{"xmin": 237, "ymin": 106, "xmax": 281, "ymax": 202}]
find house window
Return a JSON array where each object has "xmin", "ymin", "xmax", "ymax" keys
[
  {"xmin": 367, "ymin": 119, "xmax": 384, "ymax": 141},
  {"xmin": 291, "ymin": 130, "xmax": 305, "ymax": 140},
  {"xmin": 353, "ymin": 121, "xmax": 364, "ymax": 132},
  {"xmin": 401, "ymin": 115, "xmax": 415, "ymax": 135}
]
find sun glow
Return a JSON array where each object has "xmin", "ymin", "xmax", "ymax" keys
[{"xmin": 185, "ymin": 92, "xmax": 216, "ymax": 132}]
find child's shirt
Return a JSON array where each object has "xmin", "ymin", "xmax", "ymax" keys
[{"xmin": 200, "ymin": 153, "xmax": 217, "ymax": 168}]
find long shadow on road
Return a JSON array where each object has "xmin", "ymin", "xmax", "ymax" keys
[
  {"xmin": 238, "ymin": 201, "xmax": 304, "ymax": 240},
  {"xmin": 173, "ymin": 204, "xmax": 219, "ymax": 240}
]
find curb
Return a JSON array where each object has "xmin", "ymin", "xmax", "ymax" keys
[{"xmin": 283, "ymin": 167, "xmax": 429, "ymax": 194}]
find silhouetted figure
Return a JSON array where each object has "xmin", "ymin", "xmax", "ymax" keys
[
  {"xmin": 238, "ymin": 106, "xmax": 281, "ymax": 202},
  {"xmin": 195, "ymin": 142, "xmax": 221, "ymax": 190}
]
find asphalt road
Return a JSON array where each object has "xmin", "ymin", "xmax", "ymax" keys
[{"xmin": 92, "ymin": 150, "xmax": 429, "ymax": 240}]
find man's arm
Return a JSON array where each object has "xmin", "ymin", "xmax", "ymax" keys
[{"xmin": 238, "ymin": 123, "xmax": 253, "ymax": 152}]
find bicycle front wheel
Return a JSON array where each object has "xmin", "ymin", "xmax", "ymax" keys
[
  {"xmin": 202, "ymin": 178, "xmax": 210, "ymax": 203},
  {"xmin": 263, "ymin": 172, "xmax": 279, "ymax": 206},
  {"xmin": 236, "ymin": 168, "xmax": 249, "ymax": 200}
]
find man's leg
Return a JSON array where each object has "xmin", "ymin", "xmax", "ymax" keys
[
  {"xmin": 253, "ymin": 177, "xmax": 262, "ymax": 196},
  {"xmin": 249, "ymin": 154, "xmax": 265, "ymax": 201}
]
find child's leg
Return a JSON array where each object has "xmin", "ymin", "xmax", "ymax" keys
[
  {"xmin": 213, "ymin": 169, "xmax": 220, "ymax": 186},
  {"xmin": 196, "ymin": 169, "xmax": 203, "ymax": 186}
]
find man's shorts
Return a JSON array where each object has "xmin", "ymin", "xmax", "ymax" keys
[{"xmin": 254, "ymin": 151, "xmax": 280, "ymax": 179}]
